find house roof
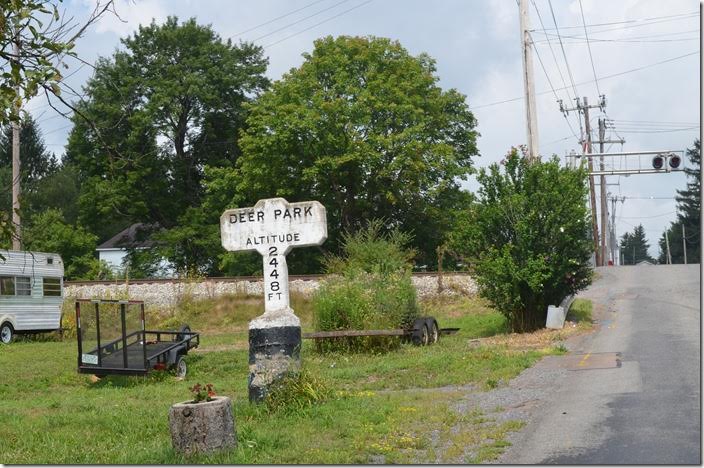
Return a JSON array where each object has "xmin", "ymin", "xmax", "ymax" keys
[{"xmin": 96, "ymin": 223, "xmax": 159, "ymax": 250}]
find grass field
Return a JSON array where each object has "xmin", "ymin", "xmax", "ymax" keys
[{"xmin": 0, "ymin": 294, "xmax": 590, "ymax": 464}]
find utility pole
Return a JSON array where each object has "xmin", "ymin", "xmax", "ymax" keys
[
  {"xmin": 608, "ymin": 194, "xmax": 625, "ymax": 267},
  {"xmin": 598, "ymin": 118, "xmax": 608, "ymax": 265},
  {"xmin": 11, "ymin": 29, "xmax": 21, "ymax": 251},
  {"xmin": 560, "ymin": 96, "xmax": 606, "ymax": 265},
  {"xmin": 665, "ymin": 229, "xmax": 672, "ymax": 265},
  {"xmin": 682, "ymin": 224, "xmax": 687, "ymax": 264},
  {"xmin": 519, "ymin": 0, "xmax": 539, "ymax": 161}
]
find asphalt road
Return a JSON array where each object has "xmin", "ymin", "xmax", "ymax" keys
[{"xmin": 499, "ymin": 264, "xmax": 701, "ymax": 464}]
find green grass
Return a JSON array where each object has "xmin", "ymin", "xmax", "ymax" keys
[
  {"xmin": 0, "ymin": 294, "xmax": 562, "ymax": 464},
  {"xmin": 566, "ymin": 298, "xmax": 593, "ymax": 324}
]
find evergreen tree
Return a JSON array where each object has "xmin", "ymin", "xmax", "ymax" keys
[
  {"xmin": 620, "ymin": 224, "xmax": 654, "ymax": 264},
  {"xmin": 675, "ymin": 139, "xmax": 700, "ymax": 263}
]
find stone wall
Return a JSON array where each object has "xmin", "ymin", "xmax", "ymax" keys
[{"xmin": 64, "ymin": 274, "xmax": 477, "ymax": 307}]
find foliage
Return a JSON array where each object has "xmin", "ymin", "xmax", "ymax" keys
[
  {"xmin": 65, "ymin": 16, "xmax": 269, "ymax": 246},
  {"xmin": 22, "ymin": 208, "xmax": 109, "ymax": 279},
  {"xmin": 212, "ymin": 35, "xmax": 478, "ymax": 270},
  {"xmin": 264, "ymin": 371, "xmax": 332, "ymax": 415},
  {"xmin": 0, "ymin": 0, "xmax": 75, "ymax": 124},
  {"xmin": 313, "ymin": 221, "xmax": 419, "ymax": 352},
  {"xmin": 452, "ymin": 149, "xmax": 593, "ymax": 332},
  {"xmin": 190, "ymin": 383, "xmax": 216, "ymax": 403},
  {"xmin": 620, "ymin": 224, "xmax": 654, "ymax": 265},
  {"xmin": 659, "ymin": 139, "xmax": 700, "ymax": 264}
]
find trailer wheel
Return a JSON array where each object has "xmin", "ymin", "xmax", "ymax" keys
[
  {"xmin": 175, "ymin": 355, "xmax": 187, "ymax": 378},
  {"xmin": 0, "ymin": 322, "xmax": 13, "ymax": 344},
  {"xmin": 176, "ymin": 325, "xmax": 191, "ymax": 342},
  {"xmin": 426, "ymin": 318, "xmax": 439, "ymax": 345},
  {"xmin": 411, "ymin": 318, "xmax": 429, "ymax": 346}
]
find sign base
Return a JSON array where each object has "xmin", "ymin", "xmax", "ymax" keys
[{"xmin": 248, "ymin": 312, "xmax": 301, "ymax": 402}]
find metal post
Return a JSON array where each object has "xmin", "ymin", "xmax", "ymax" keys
[
  {"xmin": 519, "ymin": 0, "xmax": 539, "ymax": 161},
  {"xmin": 120, "ymin": 302, "xmax": 128, "ymax": 369},
  {"xmin": 76, "ymin": 302, "xmax": 83, "ymax": 369},
  {"xmin": 682, "ymin": 224, "xmax": 687, "ymax": 264},
  {"xmin": 95, "ymin": 302, "xmax": 101, "ymax": 366},
  {"xmin": 141, "ymin": 303, "xmax": 147, "ymax": 369}
]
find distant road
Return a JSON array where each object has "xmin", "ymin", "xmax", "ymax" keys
[{"xmin": 501, "ymin": 264, "xmax": 701, "ymax": 464}]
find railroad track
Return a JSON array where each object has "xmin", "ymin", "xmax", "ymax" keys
[{"xmin": 64, "ymin": 271, "xmax": 470, "ymax": 287}]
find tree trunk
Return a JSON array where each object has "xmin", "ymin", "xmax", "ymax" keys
[{"xmin": 168, "ymin": 396, "xmax": 236, "ymax": 456}]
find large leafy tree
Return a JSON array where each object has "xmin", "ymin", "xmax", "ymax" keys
[
  {"xmin": 620, "ymin": 224, "xmax": 654, "ymax": 265},
  {"xmin": 0, "ymin": 1, "xmax": 113, "ymax": 248},
  {"xmin": 658, "ymin": 139, "xmax": 700, "ymax": 264},
  {"xmin": 217, "ymin": 35, "xmax": 478, "ymax": 272},
  {"xmin": 65, "ymin": 16, "xmax": 269, "ymax": 243},
  {"xmin": 450, "ymin": 149, "xmax": 593, "ymax": 332}
]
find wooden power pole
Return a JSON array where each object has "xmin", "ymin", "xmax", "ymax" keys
[
  {"xmin": 519, "ymin": 0, "xmax": 539, "ymax": 161},
  {"xmin": 682, "ymin": 224, "xmax": 687, "ymax": 264},
  {"xmin": 11, "ymin": 32, "xmax": 21, "ymax": 251}
]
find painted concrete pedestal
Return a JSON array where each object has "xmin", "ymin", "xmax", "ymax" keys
[{"xmin": 248, "ymin": 309, "xmax": 301, "ymax": 402}]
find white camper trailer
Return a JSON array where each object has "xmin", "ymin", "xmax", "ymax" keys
[{"xmin": 0, "ymin": 250, "xmax": 64, "ymax": 343}]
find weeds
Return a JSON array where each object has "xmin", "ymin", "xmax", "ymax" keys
[{"xmin": 264, "ymin": 370, "xmax": 333, "ymax": 414}]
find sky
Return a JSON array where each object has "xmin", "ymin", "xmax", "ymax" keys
[{"xmin": 25, "ymin": 0, "xmax": 701, "ymax": 260}]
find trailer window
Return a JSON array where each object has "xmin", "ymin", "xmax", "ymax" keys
[
  {"xmin": 43, "ymin": 277, "xmax": 62, "ymax": 297},
  {"xmin": 0, "ymin": 276, "xmax": 14, "ymax": 295},
  {"xmin": 15, "ymin": 277, "xmax": 31, "ymax": 296}
]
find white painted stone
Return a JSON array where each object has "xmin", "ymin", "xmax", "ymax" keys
[
  {"xmin": 220, "ymin": 198, "xmax": 327, "ymax": 325},
  {"xmin": 546, "ymin": 305, "xmax": 567, "ymax": 329}
]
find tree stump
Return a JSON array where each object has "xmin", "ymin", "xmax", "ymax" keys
[{"xmin": 168, "ymin": 396, "xmax": 236, "ymax": 456}]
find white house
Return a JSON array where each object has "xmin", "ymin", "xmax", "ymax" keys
[{"xmin": 96, "ymin": 223, "xmax": 174, "ymax": 277}]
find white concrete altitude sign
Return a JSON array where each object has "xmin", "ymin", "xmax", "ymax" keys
[{"xmin": 220, "ymin": 197, "xmax": 327, "ymax": 401}]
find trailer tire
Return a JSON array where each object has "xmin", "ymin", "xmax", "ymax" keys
[
  {"xmin": 426, "ymin": 318, "xmax": 439, "ymax": 345},
  {"xmin": 411, "ymin": 318, "xmax": 429, "ymax": 346},
  {"xmin": 0, "ymin": 322, "xmax": 13, "ymax": 344},
  {"xmin": 175, "ymin": 355, "xmax": 187, "ymax": 378},
  {"xmin": 176, "ymin": 325, "xmax": 191, "ymax": 342}
]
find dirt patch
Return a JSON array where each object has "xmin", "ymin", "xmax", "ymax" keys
[{"xmin": 470, "ymin": 322, "xmax": 590, "ymax": 350}]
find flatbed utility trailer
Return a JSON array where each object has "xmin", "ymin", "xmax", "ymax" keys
[
  {"xmin": 303, "ymin": 316, "xmax": 459, "ymax": 346},
  {"xmin": 75, "ymin": 299, "xmax": 199, "ymax": 378}
]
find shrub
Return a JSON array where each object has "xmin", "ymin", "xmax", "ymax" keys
[
  {"xmin": 312, "ymin": 221, "xmax": 419, "ymax": 352},
  {"xmin": 450, "ymin": 148, "xmax": 593, "ymax": 332}
]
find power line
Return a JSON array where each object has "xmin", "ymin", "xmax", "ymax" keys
[
  {"xmin": 530, "ymin": 11, "xmax": 697, "ymax": 32},
  {"xmin": 250, "ymin": 0, "xmax": 350, "ymax": 43},
  {"xmin": 528, "ymin": 32, "xmax": 580, "ymax": 141},
  {"xmin": 530, "ymin": 0, "xmax": 575, "ymax": 104},
  {"xmin": 620, "ymin": 211, "xmax": 678, "ymax": 219},
  {"xmin": 547, "ymin": 0, "xmax": 580, "ymax": 99},
  {"xmin": 578, "ymin": 0, "xmax": 600, "ymax": 96},
  {"xmin": 232, "ymin": 0, "xmax": 328, "ymax": 37},
  {"xmin": 471, "ymin": 51, "xmax": 698, "ymax": 110},
  {"xmin": 264, "ymin": 0, "xmax": 373, "ymax": 49}
]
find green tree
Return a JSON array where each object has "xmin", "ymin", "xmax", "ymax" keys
[
  {"xmin": 620, "ymin": 224, "xmax": 654, "ymax": 265},
  {"xmin": 65, "ymin": 16, "xmax": 269, "ymax": 243},
  {"xmin": 0, "ymin": 115, "xmax": 57, "ymax": 183},
  {"xmin": 216, "ymin": 35, "xmax": 478, "ymax": 271},
  {"xmin": 659, "ymin": 139, "xmax": 700, "ymax": 264},
  {"xmin": 0, "ymin": 0, "xmax": 113, "ymax": 249},
  {"xmin": 451, "ymin": 149, "xmax": 593, "ymax": 332},
  {"xmin": 23, "ymin": 208, "xmax": 109, "ymax": 279}
]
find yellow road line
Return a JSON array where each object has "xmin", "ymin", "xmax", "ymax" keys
[{"xmin": 578, "ymin": 352, "xmax": 592, "ymax": 367}]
